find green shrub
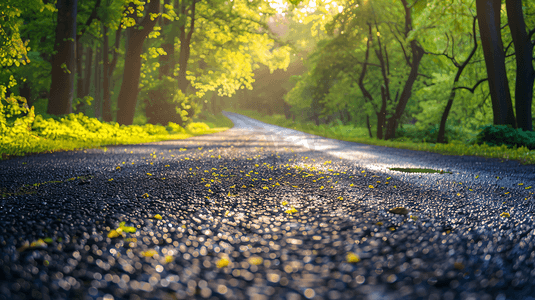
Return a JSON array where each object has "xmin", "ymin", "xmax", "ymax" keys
[
  {"xmin": 1, "ymin": 110, "xmax": 228, "ymax": 159},
  {"xmin": 166, "ymin": 122, "xmax": 186, "ymax": 134},
  {"xmin": 1, "ymin": 95, "xmax": 34, "ymax": 135},
  {"xmin": 476, "ymin": 125, "xmax": 535, "ymax": 150},
  {"xmin": 186, "ymin": 122, "xmax": 210, "ymax": 134},
  {"xmin": 395, "ymin": 124, "xmax": 470, "ymax": 143}
]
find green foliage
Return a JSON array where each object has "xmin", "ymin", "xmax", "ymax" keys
[
  {"xmin": 140, "ymin": 76, "xmax": 199, "ymax": 126},
  {"xmin": 395, "ymin": 124, "xmax": 475, "ymax": 144},
  {"xmin": 477, "ymin": 125, "xmax": 535, "ymax": 150},
  {"xmin": 73, "ymin": 96, "xmax": 94, "ymax": 112},
  {"xmin": 0, "ymin": 1, "xmax": 32, "ymax": 69},
  {"xmin": 185, "ymin": 122, "xmax": 210, "ymax": 134},
  {"xmin": 0, "ymin": 109, "xmax": 230, "ymax": 159},
  {"xmin": 283, "ymin": 0, "xmax": 429, "ymax": 134},
  {"xmin": 0, "ymin": 94, "xmax": 35, "ymax": 141}
]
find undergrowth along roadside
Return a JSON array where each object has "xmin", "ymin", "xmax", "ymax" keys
[
  {"xmin": 229, "ymin": 109, "xmax": 535, "ymax": 165},
  {"xmin": 0, "ymin": 108, "xmax": 231, "ymax": 160}
]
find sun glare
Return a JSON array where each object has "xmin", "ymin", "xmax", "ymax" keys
[
  {"xmin": 269, "ymin": 0, "xmax": 343, "ymax": 15},
  {"xmin": 269, "ymin": 0, "xmax": 289, "ymax": 14}
]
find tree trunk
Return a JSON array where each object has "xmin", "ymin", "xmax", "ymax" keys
[
  {"xmin": 102, "ymin": 24, "xmax": 112, "ymax": 122},
  {"xmin": 373, "ymin": 20, "xmax": 391, "ymax": 140},
  {"xmin": 76, "ymin": 39, "xmax": 84, "ymax": 98},
  {"xmin": 19, "ymin": 81, "xmax": 32, "ymax": 107},
  {"xmin": 376, "ymin": 85, "xmax": 388, "ymax": 139},
  {"xmin": 506, "ymin": 0, "xmax": 533, "ymax": 131},
  {"xmin": 83, "ymin": 45, "xmax": 93, "ymax": 98},
  {"xmin": 437, "ymin": 17, "xmax": 479, "ymax": 143},
  {"xmin": 177, "ymin": 0, "xmax": 196, "ymax": 93},
  {"xmin": 75, "ymin": 0, "xmax": 100, "ymax": 100},
  {"xmin": 94, "ymin": 45, "xmax": 101, "ymax": 119},
  {"xmin": 476, "ymin": 0, "xmax": 516, "ymax": 127},
  {"xmin": 47, "ymin": 0, "xmax": 77, "ymax": 115},
  {"xmin": 384, "ymin": 0, "xmax": 424, "ymax": 140},
  {"xmin": 108, "ymin": 27, "xmax": 122, "ymax": 81},
  {"xmin": 116, "ymin": 0, "xmax": 161, "ymax": 125},
  {"xmin": 356, "ymin": 23, "xmax": 377, "ymax": 138},
  {"xmin": 366, "ymin": 115, "xmax": 373, "ymax": 138}
]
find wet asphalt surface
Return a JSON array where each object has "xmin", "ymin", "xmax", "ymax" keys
[{"xmin": 1, "ymin": 112, "xmax": 535, "ymax": 300}]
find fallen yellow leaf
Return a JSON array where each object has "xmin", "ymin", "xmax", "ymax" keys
[
  {"xmin": 346, "ymin": 252, "xmax": 360, "ymax": 263},
  {"xmin": 216, "ymin": 257, "xmax": 230, "ymax": 268}
]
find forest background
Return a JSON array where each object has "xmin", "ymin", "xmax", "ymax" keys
[{"xmin": 1, "ymin": 0, "xmax": 535, "ymax": 161}]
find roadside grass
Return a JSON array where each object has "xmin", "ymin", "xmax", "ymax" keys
[
  {"xmin": 0, "ymin": 112, "xmax": 231, "ymax": 160},
  {"xmin": 229, "ymin": 109, "xmax": 535, "ymax": 165}
]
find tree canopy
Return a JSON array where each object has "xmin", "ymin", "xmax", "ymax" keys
[{"xmin": 1, "ymin": 0, "xmax": 533, "ymax": 141}]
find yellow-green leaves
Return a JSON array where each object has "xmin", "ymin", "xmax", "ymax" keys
[
  {"xmin": 141, "ymin": 249, "xmax": 158, "ymax": 258},
  {"xmin": 346, "ymin": 252, "xmax": 360, "ymax": 263},
  {"xmin": 500, "ymin": 212, "xmax": 510, "ymax": 218},
  {"xmin": 30, "ymin": 239, "xmax": 47, "ymax": 248},
  {"xmin": 285, "ymin": 206, "xmax": 298, "ymax": 214},
  {"xmin": 216, "ymin": 257, "xmax": 230, "ymax": 268},
  {"xmin": 108, "ymin": 222, "xmax": 137, "ymax": 238},
  {"xmin": 248, "ymin": 257, "xmax": 263, "ymax": 265}
]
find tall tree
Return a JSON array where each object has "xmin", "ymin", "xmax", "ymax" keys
[
  {"xmin": 94, "ymin": 44, "xmax": 101, "ymax": 118},
  {"xmin": 506, "ymin": 0, "xmax": 534, "ymax": 131},
  {"xmin": 116, "ymin": 0, "xmax": 161, "ymax": 125},
  {"xmin": 177, "ymin": 0, "xmax": 196, "ymax": 93},
  {"xmin": 102, "ymin": 22, "xmax": 112, "ymax": 121},
  {"xmin": 83, "ymin": 45, "xmax": 93, "ymax": 99},
  {"xmin": 76, "ymin": 0, "xmax": 101, "ymax": 99},
  {"xmin": 47, "ymin": 0, "xmax": 78, "ymax": 115},
  {"xmin": 475, "ymin": 0, "xmax": 516, "ymax": 127},
  {"xmin": 383, "ymin": 0, "xmax": 425, "ymax": 140},
  {"xmin": 435, "ymin": 17, "xmax": 480, "ymax": 143}
]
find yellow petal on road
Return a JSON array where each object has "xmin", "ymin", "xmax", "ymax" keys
[
  {"xmin": 248, "ymin": 257, "xmax": 263, "ymax": 265},
  {"xmin": 346, "ymin": 252, "xmax": 360, "ymax": 263},
  {"xmin": 108, "ymin": 230, "xmax": 121, "ymax": 238},
  {"xmin": 216, "ymin": 257, "xmax": 230, "ymax": 268},
  {"xmin": 141, "ymin": 249, "xmax": 158, "ymax": 257},
  {"xmin": 285, "ymin": 206, "xmax": 298, "ymax": 214}
]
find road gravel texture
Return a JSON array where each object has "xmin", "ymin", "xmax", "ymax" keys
[{"xmin": 1, "ymin": 112, "xmax": 535, "ymax": 300}]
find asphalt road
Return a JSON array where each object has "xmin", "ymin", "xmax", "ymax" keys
[{"xmin": 1, "ymin": 112, "xmax": 535, "ymax": 300}]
